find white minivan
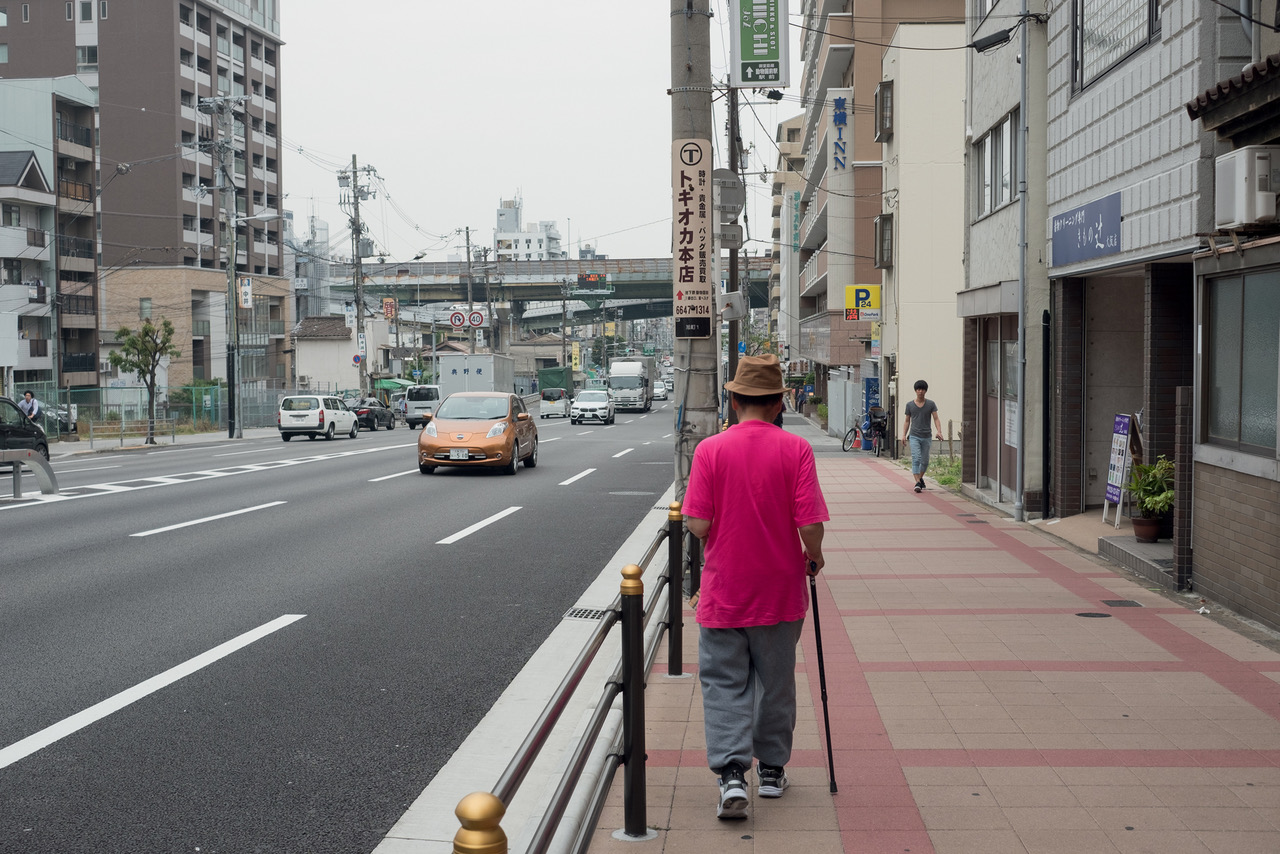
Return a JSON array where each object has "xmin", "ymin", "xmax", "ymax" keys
[{"xmin": 404, "ymin": 384, "xmax": 442, "ymax": 429}]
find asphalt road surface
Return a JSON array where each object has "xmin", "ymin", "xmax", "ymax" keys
[{"xmin": 0, "ymin": 403, "xmax": 677, "ymax": 853}]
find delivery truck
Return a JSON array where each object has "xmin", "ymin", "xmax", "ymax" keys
[
  {"xmin": 608, "ymin": 356, "xmax": 655, "ymax": 411},
  {"xmin": 435, "ymin": 353, "xmax": 516, "ymax": 400}
]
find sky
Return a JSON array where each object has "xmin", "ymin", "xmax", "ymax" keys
[{"xmin": 280, "ymin": 1, "xmax": 807, "ymax": 265}]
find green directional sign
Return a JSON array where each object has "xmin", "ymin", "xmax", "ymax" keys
[
  {"xmin": 643, "ymin": 344, "xmax": 655, "ymax": 356},
  {"xmin": 731, "ymin": 0, "xmax": 789, "ymax": 88}
]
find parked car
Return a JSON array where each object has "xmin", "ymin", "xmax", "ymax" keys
[
  {"xmin": 39, "ymin": 405, "xmax": 76, "ymax": 434},
  {"xmin": 350, "ymin": 397, "xmax": 396, "ymax": 431},
  {"xmin": 653, "ymin": 381, "xmax": 669, "ymax": 401},
  {"xmin": 571, "ymin": 389, "xmax": 615, "ymax": 425},
  {"xmin": 0, "ymin": 395, "xmax": 49, "ymax": 460},
  {"xmin": 418, "ymin": 392, "xmax": 537, "ymax": 475},
  {"xmin": 540, "ymin": 387, "xmax": 571, "ymax": 419},
  {"xmin": 277, "ymin": 394, "xmax": 359, "ymax": 441}
]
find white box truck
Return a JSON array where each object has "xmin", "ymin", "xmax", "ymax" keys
[
  {"xmin": 608, "ymin": 356, "xmax": 655, "ymax": 411},
  {"xmin": 435, "ymin": 353, "xmax": 516, "ymax": 400}
]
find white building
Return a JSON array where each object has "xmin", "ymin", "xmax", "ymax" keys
[{"xmin": 494, "ymin": 197, "xmax": 564, "ymax": 261}]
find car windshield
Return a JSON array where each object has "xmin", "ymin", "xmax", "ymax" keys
[
  {"xmin": 281, "ymin": 398, "xmax": 318, "ymax": 411},
  {"xmin": 434, "ymin": 396, "xmax": 511, "ymax": 420},
  {"xmin": 577, "ymin": 391, "xmax": 609, "ymax": 404},
  {"xmin": 408, "ymin": 386, "xmax": 439, "ymax": 402}
]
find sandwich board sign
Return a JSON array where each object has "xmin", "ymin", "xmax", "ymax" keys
[{"xmin": 1102, "ymin": 413, "xmax": 1137, "ymax": 528}]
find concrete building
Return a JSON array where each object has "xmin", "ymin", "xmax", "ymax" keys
[
  {"xmin": 0, "ymin": 77, "xmax": 99, "ymax": 394},
  {"xmin": 791, "ymin": 0, "xmax": 963, "ymax": 413},
  {"xmin": 770, "ymin": 114, "xmax": 806, "ymax": 373},
  {"xmin": 875, "ymin": 23, "xmax": 966, "ymax": 444},
  {"xmin": 494, "ymin": 197, "xmax": 565, "ymax": 262},
  {"xmin": 293, "ymin": 315, "xmax": 390, "ymax": 395},
  {"xmin": 4, "ymin": 0, "xmax": 290, "ymax": 388}
]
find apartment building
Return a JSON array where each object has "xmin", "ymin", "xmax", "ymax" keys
[
  {"xmin": 495, "ymin": 197, "xmax": 565, "ymax": 262},
  {"xmin": 770, "ymin": 114, "xmax": 805, "ymax": 370},
  {"xmin": 791, "ymin": 0, "xmax": 962, "ymax": 407},
  {"xmin": 0, "ymin": 77, "xmax": 99, "ymax": 393},
  {"xmin": 4, "ymin": 0, "xmax": 290, "ymax": 388}
]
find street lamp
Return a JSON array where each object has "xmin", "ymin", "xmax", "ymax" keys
[{"xmin": 225, "ymin": 209, "xmax": 281, "ymax": 439}]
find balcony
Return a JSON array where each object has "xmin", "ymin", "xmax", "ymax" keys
[
  {"xmin": 61, "ymin": 293, "xmax": 96, "ymax": 328},
  {"xmin": 268, "ymin": 320, "xmax": 285, "ymax": 337},
  {"xmin": 0, "ymin": 226, "xmax": 51, "ymax": 262},
  {"xmin": 27, "ymin": 282, "xmax": 46, "ymax": 304},
  {"xmin": 799, "ymin": 244, "xmax": 829, "ymax": 297},
  {"xmin": 58, "ymin": 178, "xmax": 93, "ymax": 202},
  {"xmin": 62, "ymin": 352, "xmax": 96, "ymax": 373},
  {"xmin": 57, "ymin": 234, "xmax": 95, "ymax": 259}
]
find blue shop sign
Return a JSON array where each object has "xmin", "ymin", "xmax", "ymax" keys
[{"xmin": 1051, "ymin": 192, "xmax": 1121, "ymax": 266}]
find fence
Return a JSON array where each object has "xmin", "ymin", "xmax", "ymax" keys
[
  {"xmin": 452, "ymin": 503, "xmax": 689, "ymax": 854},
  {"xmin": 87, "ymin": 418, "xmax": 178, "ymax": 449}
]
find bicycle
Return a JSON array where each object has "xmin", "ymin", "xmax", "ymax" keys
[{"xmin": 841, "ymin": 424, "xmax": 860, "ymax": 453}]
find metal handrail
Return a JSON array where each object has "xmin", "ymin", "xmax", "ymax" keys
[{"xmin": 455, "ymin": 507, "xmax": 685, "ymax": 854}]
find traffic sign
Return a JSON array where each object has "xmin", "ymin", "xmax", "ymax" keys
[
  {"xmin": 412, "ymin": 369, "xmax": 422, "ymax": 379},
  {"xmin": 468, "ymin": 310, "xmax": 485, "ymax": 328},
  {"xmin": 353, "ymin": 354, "xmax": 362, "ymax": 365},
  {"xmin": 449, "ymin": 311, "xmax": 466, "ymax": 329},
  {"xmin": 739, "ymin": 341, "xmax": 746, "ymax": 354}
]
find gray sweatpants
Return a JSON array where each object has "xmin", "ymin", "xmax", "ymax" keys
[{"xmin": 699, "ymin": 619, "xmax": 805, "ymax": 773}]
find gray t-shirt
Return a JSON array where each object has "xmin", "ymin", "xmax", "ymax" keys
[{"xmin": 904, "ymin": 399, "xmax": 938, "ymax": 438}]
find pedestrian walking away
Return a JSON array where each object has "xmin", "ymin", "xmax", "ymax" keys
[
  {"xmin": 902, "ymin": 379, "xmax": 943, "ymax": 493},
  {"xmin": 681, "ymin": 353, "xmax": 829, "ymax": 821}
]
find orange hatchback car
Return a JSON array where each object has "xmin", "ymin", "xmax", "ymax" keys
[{"xmin": 417, "ymin": 391, "xmax": 538, "ymax": 475}]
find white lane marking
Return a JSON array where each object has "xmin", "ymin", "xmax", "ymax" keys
[
  {"xmin": 662, "ymin": 433, "xmax": 673, "ymax": 439},
  {"xmin": 52, "ymin": 465, "xmax": 122, "ymax": 474},
  {"xmin": 576, "ymin": 430, "xmax": 594, "ymax": 436},
  {"xmin": 559, "ymin": 469, "xmax": 596, "ymax": 486},
  {"xmin": 0, "ymin": 614, "xmax": 306, "ymax": 771},
  {"xmin": 624, "ymin": 420, "xmax": 635, "ymax": 424},
  {"xmin": 368, "ymin": 469, "xmax": 418, "ymax": 482},
  {"xmin": 540, "ymin": 436, "xmax": 562, "ymax": 443},
  {"xmin": 213, "ymin": 447, "xmax": 277, "ymax": 457},
  {"xmin": 131, "ymin": 501, "xmax": 287, "ymax": 538},
  {"xmin": 436, "ymin": 506, "xmax": 522, "ymax": 545},
  {"xmin": 613, "ymin": 449, "xmax": 634, "ymax": 458}
]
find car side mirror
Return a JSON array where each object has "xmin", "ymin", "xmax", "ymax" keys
[{"xmin": 516, "ymin": 412, "xmax": 531, "ymax": 422}]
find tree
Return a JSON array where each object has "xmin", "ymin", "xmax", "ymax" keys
[{"xmin": 108, "ymin": 317, "xmax": 181, "ymax": 444}]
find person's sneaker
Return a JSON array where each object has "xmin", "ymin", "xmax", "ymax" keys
[
  {"xmin": 919, "ymin": 478, "xmax": 927, "ymax": 490},
  {"xmin": 757, "ymin": 763, "xmax": 790, "ymax": 798},
  {"xmin": 716, "ymin": 763, "xmax": 749, "ymax": 819},
  {"xmin": 914, "ymin": 482, "xmax": 923, "ymax": 493}
]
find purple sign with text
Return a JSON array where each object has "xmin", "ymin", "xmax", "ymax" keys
[{"xmin": 1104, "ymin": 414, "xmax": 1132, "ymax": 504}]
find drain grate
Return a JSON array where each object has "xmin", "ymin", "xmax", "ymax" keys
[
  {"xmin": 1152, "ymin": 558, "xmax": 1175, "ymax": 569},
  {"xmin": 957, "ymin": 513, "xmax": 976, "ymax": 517},
  {"xmin": 965, "ymin": 519, "xmax": 989, "ymax": 524},
  {"xmin": 564, "ymin": 607, "xmax": 610, "ymax": 621},
  {"xmin": 1076, "ymin": 612, "xmax": 1113, "ymax": 618},
  {"xmin": 1102, "ymin": 599, "xmax": 1143, "ymax": 608}
]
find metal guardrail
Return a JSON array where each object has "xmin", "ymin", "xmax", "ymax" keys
[
  {"xmin": 453, "ymin": 503, "xmax": 688, "ymax": 854},
  {"xmin": 87, "ymin": 418, "xmax": 178, "ymax": 449},
  {"xmin": 1, "ymin": 450, "xmax": 59, "ymax": 498}
]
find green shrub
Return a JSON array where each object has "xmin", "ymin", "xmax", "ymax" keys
[{"xmin": 817, "ymin": 403, "xmax": 828, "ymax": 420}]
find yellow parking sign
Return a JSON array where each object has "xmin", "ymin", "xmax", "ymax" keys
[{"xmin": 845, "ymin": 285, "xmax": 881, "ymax": 320}]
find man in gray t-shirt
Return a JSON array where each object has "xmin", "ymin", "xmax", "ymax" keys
[{"xmin": 902, "ymin": 380, "xmax": 942, "ymax": 493}]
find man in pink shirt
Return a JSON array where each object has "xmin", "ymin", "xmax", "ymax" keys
[{"xmin": 682, "ymin": 354, "xmax": 828, "ymax": 820}]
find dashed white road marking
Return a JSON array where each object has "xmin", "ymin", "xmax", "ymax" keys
[
  {"xmin": 559, "ymin": 469, "xmax": 596, "ymax": 486},
  {"xmin": 368, "ymin": 469, "xmax": 419, "ymax": 482},
  {"xmin": 436, "ymin": 506, "xmax": 522, "ymax": 544},
  {"xmin": 613, "ymin": 449, "xmax": 634, "ymax": 458},
  {"xmin": 131, "ymin": 501, "xmax": 287, "ymax": 537}
]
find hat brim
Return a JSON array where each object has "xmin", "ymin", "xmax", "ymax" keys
[{"xmin": 724, "ymin": 379, "xmax": 788, "ymax": 396}]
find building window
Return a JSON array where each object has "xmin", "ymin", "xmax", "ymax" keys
[
  {"xmin": 1073, "ymin": 0, "xmax": 1160, "ymax": 90},
  {"xmin": 976, "ymin": 111, "xmax": 1017, "ymax": 217},
  {"xmin": 2, "ymin": 259, "xmax": 20, "ymax": 285},
  {"xmin": 0, "ymin": 8, "xmax": 7, "ymax": 26},
  {"xmin": 2, "ymin": 203, "xmax": 18, "ymax": 226},
  {"xmin": 75, "ymin": 44, "xmax": 96, "ymax": 72},
  {"xmin": 66, "ymin": 2, "xmax": 72, "ymax": 20},
  {"xmin": 80, "ymin": 0, "xmax": 90, "ymax": 21},
  {"xmin": 179, "ymin": 5, "xmax": 191, "ymax": 25},
  {"xmin": 0, "ymin": 43, "xmax": 7, "ymax": 63},
  {"xmin": 874, "ymin": 81, "xmax": 893, "ymax": 143},
  {"xmin": 1205, "ymin": 272, "xmax": 1279, "ymax": 454},
  {"xmin": 978, "ymin": 134, "xmax": 992, "ymax": 216},
  {"xmin": 874, "ymin": 214, "xmax": 893, "ymax": 269},
  {"xmin": 99, "ymin": 0, "xmax": 106, "ymax": 18},
  {"xmin": 139, "ymin": 297, "xmax": 152, "ymax": 320},
  {"xmin": 22, "ymin": 4, "xmax": 28, "ymax": 23}
]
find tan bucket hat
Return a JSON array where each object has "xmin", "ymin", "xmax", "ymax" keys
[{"xmin": 725, "ymin": 354, "xmax": 788, "ymax": 396}]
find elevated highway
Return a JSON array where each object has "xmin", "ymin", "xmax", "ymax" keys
[{"xmin": 330, "ymin": 256, "xmax": 772, "ymax": 328}]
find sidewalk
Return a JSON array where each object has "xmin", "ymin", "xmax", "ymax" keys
[{"xmin": 587, "ymin": 415, "xmax": 1280, "ymax": 854}]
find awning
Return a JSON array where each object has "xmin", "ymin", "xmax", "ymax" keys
[{"xmin": 374, "ymin": 377, "xmax": 415, "ymax": 390}]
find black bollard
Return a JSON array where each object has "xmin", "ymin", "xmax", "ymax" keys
[{"xmin": 619, "ymin": 564, "xmax": 647, "ymax": 837}]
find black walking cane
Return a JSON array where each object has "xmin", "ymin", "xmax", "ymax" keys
[{"xmin": 809, "ymin": 563, "xmax": 838, "ymax": 793}]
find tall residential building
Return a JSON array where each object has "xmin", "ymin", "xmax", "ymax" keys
[
  {"xmin": 791, "ymin": 0, "xmax": 962, "ymax": 407},
  {"xmin": 770, "ymin": 114, "xmax": 805, "ymax": 370},
  {"xmin": 494, "ymin": 196, "xmax": 565, "ymax": 261},
  {"xmin": 4, "ymin": 0, "xmax": 291, "ymax": 389},
  {"xmin": 0, "ymin": 77, "xmax": 99, "ymax": 393}
]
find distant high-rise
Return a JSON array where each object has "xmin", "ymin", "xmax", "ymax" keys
[{"xmin": 4, "ymin": 0, "xmax": 291, "ymax": 387}]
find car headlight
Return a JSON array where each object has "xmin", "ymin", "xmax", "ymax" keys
[
  {"xmin": 486, "ymin": 421, "xmax": 508, "ymax": 438},
  {"xmin": 425, "ymin": 421, "xmax": 437, "ymax": 437}
]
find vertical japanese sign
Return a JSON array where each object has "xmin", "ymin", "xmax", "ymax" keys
[
  {"xmin": 730, "ymin": 0, "xmax": 789, "ymax": 87},
  {"xmin": 831, "ymin": 94, "xmax": 849, "ymax": 170},
  {"xmin": 572, "ymin": 341, "xmax": 581, "ymax": 371},
  {"xmin": 672, "ymin": 138, "xmax": 712, "ymax": 339},
  {"xmin": 237, "ymin": 277, "xmax": 253, "ymax": 310},
  {"xmin": 382, "ymin": 298, "xmax": 397, "ymax": 319}
]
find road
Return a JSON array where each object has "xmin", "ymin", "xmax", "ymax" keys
[{"xmin": 0, "ymin": 403, "xmax": 677, "ymax": 853}]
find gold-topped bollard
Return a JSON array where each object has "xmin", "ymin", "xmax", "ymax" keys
[
  {"xmin": 618, "ymin": 563, "xmax": 649, "ymax": 838},
  {"xmin": 453, "ymin": 791, "xmax": 506, "ymax": 854},
  {"xmin": 667, "ymin": 502, "xmax": 686, "ymax": 676}
]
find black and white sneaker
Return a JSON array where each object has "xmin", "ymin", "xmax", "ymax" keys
[
  {"xmin": 716, "ymin": 762, "xmax": 749, "ymax": 819},
  {"xmin": 914, "ymin": 482, "xmax": 923, "ymax": 493},
  {"xmin": 757, "ymin": 763, "xmax": 790, "ymax": 798}
]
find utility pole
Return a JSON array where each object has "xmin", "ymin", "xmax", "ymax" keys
[
  {"xmin": 561, "ymin": 279, "xmax": 569, "ymax": 369},
  {"xmin": 200, "ymin": 94, "xmax": 242, "ymax": 438},
  {"xmin": 348, "ymin": 154, "xmax": 368, "ymax": 395},
  {"xmin": 464, "ymin": 226, "xmax": 475, "ymax": 354},
  {"xmin": 726, "ymin": 83, "xmax": 741, "ymax": 394},
  {"xmin": 671, "ymin": 0, "xmax": 717, "ymax": 497}
]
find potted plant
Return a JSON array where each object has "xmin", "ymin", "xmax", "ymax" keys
[{"xmin": 1127, "ymin": 455, "xmax": 1174, "ymax": 542}]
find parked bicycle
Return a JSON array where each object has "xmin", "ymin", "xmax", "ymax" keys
[{"xmin": 842, "ymin": 407, "xmax": 888, "ymax": 456}]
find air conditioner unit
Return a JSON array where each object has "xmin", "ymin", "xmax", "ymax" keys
[
  {"xmin": 99, "ymin": 359, "xmax": 114, "ymax": 375},
  {"xmin": 297, "ymin": 374, "xmax": 309, "ymax": 385},
  {"xmin": 1215, "ymin": 145, "xmax": 1280, "ymax": 229}
]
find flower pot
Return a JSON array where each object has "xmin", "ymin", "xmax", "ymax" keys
[{"xmin": 1132, "ymin": 516, "xmax": 1160, "ymax": 543}]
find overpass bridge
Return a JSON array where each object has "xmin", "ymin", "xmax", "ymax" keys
[{"xmin": 329, "ymin": 257, "xmax": 772, "ymax": 329}]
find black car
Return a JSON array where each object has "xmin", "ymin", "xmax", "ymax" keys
[
  {"xmin": 0, "ymin": 396, "xmax": 50, "ymax": 460},
  {"xmin": 350, "ymin": 397, "xmax": 396, "ymax": 431}
]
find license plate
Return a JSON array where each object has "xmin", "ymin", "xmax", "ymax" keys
[{"xmin": 450, "ymin": 448, "xmax": 469, "ymax": 460}]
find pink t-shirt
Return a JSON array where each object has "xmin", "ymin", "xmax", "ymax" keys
[{"xmin": 682, "ymin": 420, "xmax": 829, "ymax": 628}]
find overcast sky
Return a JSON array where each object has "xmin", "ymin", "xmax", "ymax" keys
[{"xmin": 280, "ymin": 1, "xmax": 806, "ymax": 265}]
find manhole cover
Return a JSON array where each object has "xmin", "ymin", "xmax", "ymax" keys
[
  {"xmin": 565, "ymin": 608, "xmax": 610, "ymax": 621},
  {"xmin": 1076, "ymin": 612, "xmax": 1113, "ymax": 618},
  {"xmin": 1102, "ymin": 599, "xmax": 1143, "ymax": 607}
]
